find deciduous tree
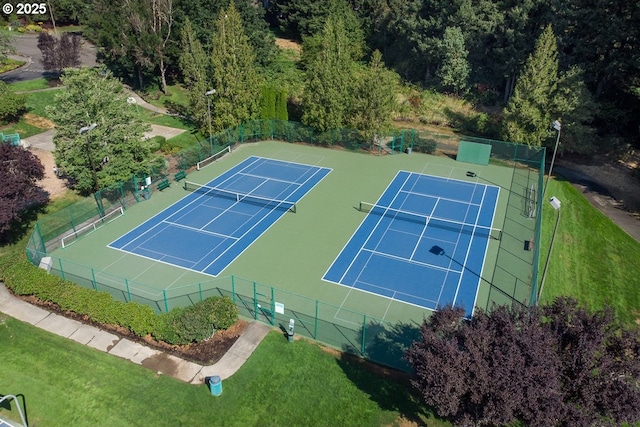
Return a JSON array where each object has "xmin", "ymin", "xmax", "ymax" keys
[
  {"xmin": 48, "ymin": 68, "xmax": 155, "ymax": 194},
  {"xmin": 437, "ymin": 26, "xmax": 469, "ymax": 95},
  {"xmin": 0, "ymin": 144, "xmax": 47, "ymax": 236},
  {"xmin": 0, "ymin": 81, "xmax": 26, "ymax": 122},
  {"xmin": 37, "ymin": 32, "xmax": 82, "ymax": 72},
  {"xmin": 406, "ymin": 298, "xmax": 640, "ymax": 426}
]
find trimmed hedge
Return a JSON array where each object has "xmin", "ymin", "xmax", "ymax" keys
[{"xmin": 0, "ymin": 252, "xmax": 239, "ymax": 345}]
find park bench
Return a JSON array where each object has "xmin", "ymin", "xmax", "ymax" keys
[
  {"xmin": 174, "ymin": 170, "xmax": 187, "ymax": 181},
  {"xmin": 157, "ymin": 178, "xmax": 170, "ymax": 191}
]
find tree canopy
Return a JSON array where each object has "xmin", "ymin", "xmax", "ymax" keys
[
  {"xmin": 48, "ymin": 68, "xmax": 156, "ymax": 194},
  {"xmin": 406, "ymin": 298, "xmax": 640, "ymax": 426},
  {"xmin": 0, "ymin": 144, "xmax": 47, "ymax": 238}
]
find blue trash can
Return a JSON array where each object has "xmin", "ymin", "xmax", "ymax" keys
[{"xmin": 205, "ymin": 376, "xmax": 223, "ymax": 396}]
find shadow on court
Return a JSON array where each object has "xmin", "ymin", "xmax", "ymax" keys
[{"xmin": 429, "ymin": 245, "xmax": 526, "ymax": 311}]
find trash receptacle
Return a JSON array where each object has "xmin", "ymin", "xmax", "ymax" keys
[
  {"xmin": 406, "ymin": 147, "xmax": 412, "ymax": 155},
  {"xmin": 287, "ymin": 330, "xmax": 294, "ymax": 343},
  {"xmin": 205, "ymin": 375, "xmax": 223, "ymax": 396}
]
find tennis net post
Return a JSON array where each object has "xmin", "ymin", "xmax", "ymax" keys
[
  {"xmin": 358, "ymin": 201, "xmax": 502, "ymax": 240},
  {"xmin": 196, "ymin": 145, "xmax": 231, "ymax": 171},
  {"xmin": 185, "ymin": 181, "xmax": 297, "ymax": 213}
]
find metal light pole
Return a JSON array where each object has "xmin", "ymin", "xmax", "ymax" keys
[
  {"xmin": 205, "ymin": 89, "xmax": 216, "ymax": 151},
  {"xmin": 538, "ymin": 196, "xmax": 562, "ymax": 304},
  {"xmin": 544, "ymin": 120, "xmax": 561, "ymax": 198}
]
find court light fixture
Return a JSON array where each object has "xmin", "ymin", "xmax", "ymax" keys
[
  {"xmin": 205, "ymin": 89, "xmax": 217, "ymax": 150},
  {"xmin": 538, "ymin": 196, "xmax": 562, "ymax": 304},
  {"xmin": 544, "ymin": 120, "xmax": 561, "ymax": 198}
]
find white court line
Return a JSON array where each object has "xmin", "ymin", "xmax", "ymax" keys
[
  {"xmin": 164, "ymin": 220, "xmax": 240, "ymax": 240},
  {"xmin": 237, "ymin": 171, "xmax": 301, "ymax": 186},
  {"xmin": 361, "ymin": 248, "xmax": 462, "ymax": 274},
  {"xmin": 451, "ymin": 184, "xmax": 488, "ymax": 308},
  {"xmin": 409, "ymin": 198, "xmax": 439, "ymax": 261},
  {"xmin": 398, "ymin": 188, "xmax": 483, "ymax": 207}
]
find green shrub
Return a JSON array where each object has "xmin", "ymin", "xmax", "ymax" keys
[
  {"xmin": 119, "ymin": 302, "xmax": 158, "ymax": 336},
  {"xmin": 24, "ymin": 24, "xmax": 42, "ymax": 32},
  {"xmin": 203, "ymin": 296, "xmax": 238, "ymax": 329}
]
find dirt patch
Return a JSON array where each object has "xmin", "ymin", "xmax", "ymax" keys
[
  {"xmin": 23, "ymin": 113, "xmax": 55, "ymax": 130},
  {"xmin": 275, "ymin": 37, "xmax": 301, "ymax": 52},
  {"xmin": 18, "ymin": 294, "xmax": 248, "ymax": 365},
  {"xmin": 30, "ymin": 148, "xmax": 67, "ymax": 199}
]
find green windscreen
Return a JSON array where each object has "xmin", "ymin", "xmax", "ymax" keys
[{"xmin": 456, "ymin": 140, "xmax": 492, "ymax": 165}]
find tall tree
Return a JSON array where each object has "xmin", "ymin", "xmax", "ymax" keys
[
  {"xmin": 209, "ymin": 2, "xmax": 262, "ymax": 132},
  {"xmin": 0, "ymin": 31, "xmax": 14, "ymax": 62},
  {"xmin": 178, "ymin": 16, "xmax": 209, "ymax": 134},
  {"xmin": 0, "ymin": 81, "xmax": 26, "ymax": 122},
  {"xmin": 502, "ymin": 24, "xmax": 558, "ymax": 146},
  {"xmin": 349, "ymin": 50, "xmax": 398, "ymax": 145},
  {"xmin": 302, "ymin": 16, "xmax": 355, "ymax": 132},
  {"xmin": 406, "ymin": 298, "xmax": 640, "ymax": 426},
  {"xmin": 48, "ymin": 68, "xmax": 155, "ymax": 194},
  {"xmin": 0, "ymin": 144, "xmax": 47, "ymax": 237},
  {"xmin": 437, "ymin": 26, "xmax": 470, "ymax": 95}
]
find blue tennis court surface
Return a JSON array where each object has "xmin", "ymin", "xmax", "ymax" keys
[
  {"xmin": 109, "ymin": 156, "xmax": 331, "ymax": 276},
  {"xmin": 323, "ymin": 171, "xmax": 500, "ymax": 317}
]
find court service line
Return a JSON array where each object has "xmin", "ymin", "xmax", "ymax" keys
[
  {"xmin": 336, "ymin": 173, "xmax": 413, "ymax": 284},
  {"xmin": 398, "ymin": 188, "xmax": 483, "ymax": 207},
  {"xmin": 163, "ymin": 220, "xmax": 239, "ymax": 241},
  {"xmin": 409, "ymin": 198, "xmax": 440, "ymax": 261},
  {"xmin": 237, "ymin": 171, "xmax": 301, "ymax": 186},
  {"xmin": 362, "ymin": 248, "xmax": 463, "ymax": 274}
]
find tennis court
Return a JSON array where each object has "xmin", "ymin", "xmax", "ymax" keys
[
  {"xmin": 108, "ymin": 156, "xmax": 331, "ymax": 276},
  {"xmin": 323, "ymin": 171, "xmax": 500, "ymax": 317}
]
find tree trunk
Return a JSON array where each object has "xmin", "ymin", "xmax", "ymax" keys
[
  {"xmin": 136, "ymin": 66, "xmax": 144, "ymax": 89},
  {"xmin": 159, "ymin": 57, "xmax": 168, "ymax": 95}
]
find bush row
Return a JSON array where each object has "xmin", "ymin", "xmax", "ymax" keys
[{"xmin": 0, "ymin": 252, "xmax": 238, "ymax": 345}]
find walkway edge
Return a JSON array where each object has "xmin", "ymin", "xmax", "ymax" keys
[{"xmin": 0, "ymin": 283, "xmax": 271, "ymax": 384}]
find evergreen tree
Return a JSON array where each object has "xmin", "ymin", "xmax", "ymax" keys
[
  {"xmin": 437, "ymin": 26, "xmax": 469, "ymax": 95},
  {"xmin": 502, "ymin": 24, "xmax": 558, "ymax": 146},
  {"xmin": 178, "ymin": 17, "xmax": 210, "ymax": 134},
  {"xmin": 210, "ymin": 2, "xmax": 262, "ymax": 132},
  {"xmin": 260, "ymin": 85, "xmax": 277, "ymax": 120},
  {"xmin": 302, "ymin": 16, "xmax": 355, "ymax": 132},
  {"xmin": 275, "ymin": 88, "xmax": 289, "ymax": 121},
  {"xmin": 349, "ymin": 50, "xmax": 398, "ymax": 145}
]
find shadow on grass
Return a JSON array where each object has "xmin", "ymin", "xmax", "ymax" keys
[
  {"xmin": 336, "ymin": 320, "xmax": 443, "ymax": 424},
  {"xmin": 0, "ymin": 200, "xmax": 47, "ymax": 247}
]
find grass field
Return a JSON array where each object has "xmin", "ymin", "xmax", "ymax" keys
[
  {"xmin": 538, "ymin": 177, "xmax": 640, "ymax": 324},
  {"xmin": 0, "ymin": 314, "xmax": 443, "ymax": 427},
  {"xmin": 8, "ymin": 78, "xmax": 56, "ymax": 92}
]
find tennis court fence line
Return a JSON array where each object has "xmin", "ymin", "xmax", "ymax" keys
[{"xmin": 26, "ymin": 250, "xmax": 417, "ymax": 372}]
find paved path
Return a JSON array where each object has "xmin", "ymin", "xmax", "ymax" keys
[{"xmin": 0, "ymin": 283, "xmax": 271, "ymax": 384}]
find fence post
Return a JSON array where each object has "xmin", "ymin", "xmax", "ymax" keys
[
  {"xmin": 270, "ymin": 287, "xmax": 275, "ymax": 325},
  {"xmin": 58, "ymin": 258, "xmax": 65, "ymax": 280},
  {"xmin": 314, "ymin": 300, "xmax": 319, "ymax": 339},
  {"xmin": 163, "ymin": 290, "xmax": 169, "ymax": 313},
  {"xmin": 253, "ymin": 281, "xmax": 258, "ymax": 320},
  {"xmin": 91, "ymin": 268, "xmax": 97, "ymax": 290},
  {"xmin": 361, "ymin": 314, "xmax": 367, "ymax": 354},
  {"xmin": 199, "ymin": 282, "xmax": 203, "ymax": 302},
  {"xmin": 231, "ymin": 275, "xmax": 236, "ymax": 303},
  {"xmin": 125, "ymin": 279, "xmax": 131, "ymax": 302}
]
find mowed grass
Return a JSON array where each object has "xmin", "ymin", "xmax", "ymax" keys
[
  {"xmin": 538, "ymin": 177, "xmax": 640, "ymax": 324},
  {"xmin": 8, "ymin": 78, "xmax": 56, "ymax": 91},
  {"xmin": 0, "ymin": 315, "xmax": 439, "ymax": 427}
]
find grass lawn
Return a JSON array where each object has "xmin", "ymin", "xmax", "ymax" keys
[
  {"xmin": 0, "ymin": 117, "xmax": 48, "ymax": 138},
  {"xmin": 9, "ymin": 78, "xmax": 57, "ymax": 92},
  {"xmin": 140, "ymin": 83, "xmax": 190, "ymax": 111},
  {"xmin": 24, "ymin": 88, "xmax": 62, "ymax": 119},
  {"xmin": 0, "ymin": 315, "xmax": 442, "ymax": 427},
  {"xmin": 539, "ymin": 177, "xmax": 640, "ymax": 324}
]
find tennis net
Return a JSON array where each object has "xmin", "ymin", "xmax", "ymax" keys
[
  {"xmin": 61, "ymin": 207, "xmax": 124, "ymax": 248},
  {"xmin": 196, "ymin": 145, "xmax": 231, "ymax": 170},
  {"xmin": 185, "ymin": 181, "xmax": 297, "ymax": 213},
  {"xmin": 359, "ymin": 201, "xmax": 502, "ymax": 240}
]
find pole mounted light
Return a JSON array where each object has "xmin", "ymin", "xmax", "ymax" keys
[
  {"xmin": 205, "ymin": 89, "xmax": 216, "ymax": 151},
  {"xmin": 544, "ymin": 120, "xmax": 561, "ymax": 198},
  {"xmin": 538, "ymin": 196, "xmax": 562, "ymax": 304},
  {"xmin": 79, "ymin": 123, "xmax": 103, "ymax": 214}
]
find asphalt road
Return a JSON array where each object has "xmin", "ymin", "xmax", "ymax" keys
[{"xmin": 0, "ymin": 32, "xmax": 98, "ymax": 83}]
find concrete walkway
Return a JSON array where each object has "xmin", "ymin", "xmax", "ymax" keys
[{"xmin": 0, "ymin": 284, "xmax": 271, "ymax": 384}]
